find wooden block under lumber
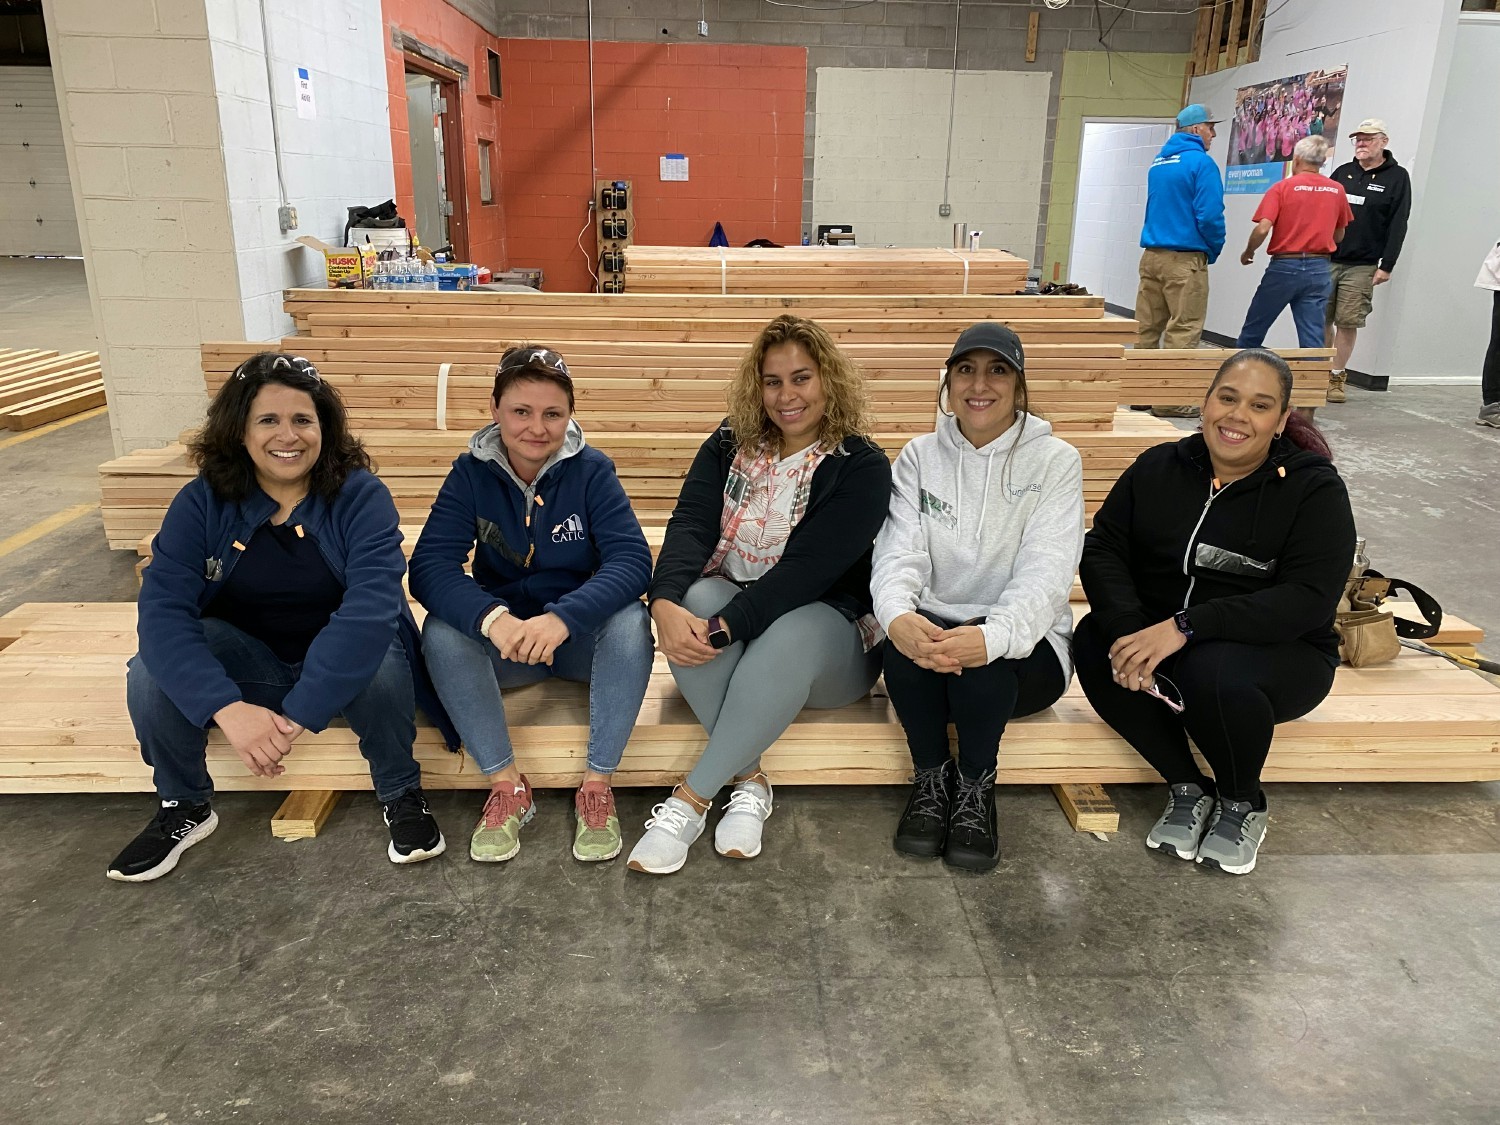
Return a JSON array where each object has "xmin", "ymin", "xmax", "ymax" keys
[
  {"xmin": 270, "ymin": 790, "xmax": 342, "ymax": 839},
  {"xmin": 1051, "ymin": 783, "xmax": 1120, "ymax": 833}
]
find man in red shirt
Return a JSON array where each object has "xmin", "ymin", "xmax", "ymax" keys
[{"xmin": 1235, "ymin": 134, "xmax": 1354, "ymax": 349}]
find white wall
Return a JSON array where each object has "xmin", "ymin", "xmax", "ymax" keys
[
  {"xmin": 1188, "ymin": 0, "xmax": 1458, "ymax": 372},
  {"xmin": 206, "ymin": 0, "xmax": 394, "ymax": 342},
  {"xmin": 0, "ymin": 67, "xmax": 81, "ymax": 255},
  {"xmin": 812, "ymin": 68, "xmax": 1049, "ymax": 254},
  {"xmin": 1068, "ymin": 120, "xmax": 1172, "ymax": 310},
  {"xmin": 1379, "ymin": 13, "xmax": 1500, "ymax": 382}
]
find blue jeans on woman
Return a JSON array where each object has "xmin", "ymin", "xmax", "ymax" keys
[
  {"xmin": 1236, "ymin": 257, "xmax": 1332, "ymax": 348},
  {"xmin": 420, "ymin": 601, "xmax": 654, "ymax": 775},
  {"xmin": 126, "ymin": 616, "xmax": 422, "ymax": 804}
]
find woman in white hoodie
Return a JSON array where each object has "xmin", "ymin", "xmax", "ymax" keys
[{"xmin": 871, "ymin": 323, "xmax": 1085, "ymax": 871}]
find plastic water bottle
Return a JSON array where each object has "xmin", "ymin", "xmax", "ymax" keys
[{"xmin": 423, "ymin": 258, "xmax": 439, "ymax": 290}]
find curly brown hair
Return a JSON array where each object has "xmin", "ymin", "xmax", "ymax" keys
[
  {"xmin": 188, "ymin": 352, "xmax": 371, "ymax": 503},
  {"xmin": 724, "ymin": 314, "xmax": 873, "ymax": 454}
]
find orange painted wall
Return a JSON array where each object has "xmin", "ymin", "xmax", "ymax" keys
[
  {"xmin": 498, "ymin": 40, "xmax": 806, "ymax": 292},
  {"xmin": 382, "ymin": 0, "xmax": 507, "ymax": 269}
]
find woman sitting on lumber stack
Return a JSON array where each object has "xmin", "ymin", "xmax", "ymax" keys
[
  {"xmin": 871, "ymin": 323, "xmax": 1084, "ymax": 872},
  {"xmin": 110, "ymin": 352, "xmax": 453, "ymax": 883},
  {"xmin": 411, "ymin": 345, "xmax": 654, "ymax": 865},
  {"xmin": 628, "ymin": 314, "xmax": 891, "ymax": 875},
  {"xmin": 1073, "ymin": 347, "xmax": 1355, "ymax": 876}
]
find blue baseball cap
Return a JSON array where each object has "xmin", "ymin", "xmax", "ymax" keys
[{"xmin": 1177, "ymin": 104, "xmax": 1221, "ymax": 128}]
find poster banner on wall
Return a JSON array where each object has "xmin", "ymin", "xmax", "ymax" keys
[{"xmin": 1223, "ymin": 66, "xmax": 1347, "ymax": 195}]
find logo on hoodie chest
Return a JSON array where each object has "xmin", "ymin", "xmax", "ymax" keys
[
  {"xmin": 919, "ymin": 488, "xmax": 958, "ymax": 531},
  {"xmin": 551, "ymin": 513, "xmax": 585, "ymax": 543}
]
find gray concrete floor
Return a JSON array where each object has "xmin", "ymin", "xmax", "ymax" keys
[
  {"xmin": 0, "ymin": 258, "xmax": 97, "ymax": 354},
  {"xmin": 1, "ymin": 262, "xmax": 1498, "ymax": 1123}
]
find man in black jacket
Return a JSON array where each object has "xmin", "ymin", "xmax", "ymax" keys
[{"xmin": 1324, "ymin": 118, "xmax": 1412, "ymax": 403}]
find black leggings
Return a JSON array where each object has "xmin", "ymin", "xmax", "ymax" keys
[
  {"xmin": 882, "ymin": 611, "xmax": 1067, "ymax": 780},
  {"xmin": 1072, "ymin": 612, "xmax": 1335, "ymax": 801},
  {"xmin": 1483, "ymin": 288, "xmax": 1500, "ymax": 407}
]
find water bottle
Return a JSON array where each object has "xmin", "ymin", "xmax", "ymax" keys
[{"xmin": 424, "ymin": 258, "xmax": 439, "ymax": 290}]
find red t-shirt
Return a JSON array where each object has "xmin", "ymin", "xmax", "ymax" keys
[{"xmin": 1253, "ymin": 173, "xmax": 1354, "ymax": 255}]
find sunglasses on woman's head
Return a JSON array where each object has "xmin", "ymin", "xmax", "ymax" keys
[
  {"xmin": 499, "ymin": 347, "xmax": 570, "ymax": 378},
  {"xmin": 234, "ymin": 355, "xmax": 320, "ymax": 382}
]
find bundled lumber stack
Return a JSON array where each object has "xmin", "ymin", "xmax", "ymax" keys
[
  {"xmin": 622, "ymin": 245, "xmax": 1028, "ymax": 295},
  {"xmin": 0, "ymin": 348, "xmax": 106, "ymax": 430},
  {"xmin": 1123, "ymin": 347, "xmax": 1334, "ymax": 407}
]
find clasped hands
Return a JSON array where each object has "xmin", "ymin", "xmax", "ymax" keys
[
  {"xmin": 214, "ymin": 699, "xmax": 304, "ymax": 779},
  {"xmin": 488, "ymin": 609, "xmax": 570, "ymax": 667},
  {"xmin": 887, "ymin": 613, "xmax": 988, "ymax": 674},
  {"xmin": 1107, "ymin": 618, "xmax": 1186, "ymax": 692},
  {"xmin": 650, "ymin": 600, "xmax": 720, "ymax": 667}
]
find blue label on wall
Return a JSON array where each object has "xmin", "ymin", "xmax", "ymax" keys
[{"xmin": 1225, "ymin": 161, "xmax": 1287, "ymax": 196}]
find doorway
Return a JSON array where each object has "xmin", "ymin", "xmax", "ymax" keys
[
  {"xmin": 1067, "ymin": 119, "xmax": 1174, "ymax": 309},
  {"xmin": 403, "ymin": 60, "xmax": 467, "ymax": 260}
]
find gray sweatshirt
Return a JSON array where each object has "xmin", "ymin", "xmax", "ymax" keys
[{"xmin": 871, "ymin": 410, "xmax": 1084, "ymax": 678}]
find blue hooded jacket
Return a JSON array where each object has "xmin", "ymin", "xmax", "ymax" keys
[
  {"xmin": 409, "ymin": 420, "xmax": 651, "ymax": 641},
  {"xmin": 137, "ymin": 469, "xmax": 459, "ymax": 748},
  {"xmin": 1140, "ymin": 131, "xmax": 1226, "ymax": 263}
]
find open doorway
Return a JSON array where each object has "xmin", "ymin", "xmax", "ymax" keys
[
  {"xmin": 403, "ymin": 60, "xmax": 468, "ymax": 260},
  {"xmin": 1068, "ymin": 119, "xmax": 1174, "ymax": 310}
]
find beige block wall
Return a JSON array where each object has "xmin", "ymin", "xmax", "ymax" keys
[{"xmin": 44, "ymin": 0, "xmax": 241, "ymax": 453}]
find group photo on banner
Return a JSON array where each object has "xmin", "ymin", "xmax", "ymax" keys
[{"xmin": 1225, "ymin": 66, "xmax": 1348, "ymax": 195}]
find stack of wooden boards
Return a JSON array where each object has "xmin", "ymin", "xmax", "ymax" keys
[
  {"xmin": 622, "ymin": 245, "xmax": 1029, "ymax": 295},
  {"xmin": 0, "ymin": 349, "xmax": 105, "ymax": 430}
]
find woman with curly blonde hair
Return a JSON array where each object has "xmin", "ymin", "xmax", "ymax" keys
[{"xmin": 627, "ymin": 315, "xmax": 891, "ymax": 874}]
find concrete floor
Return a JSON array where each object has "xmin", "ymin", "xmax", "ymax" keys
[
  {"xmin": 1, "ymin": 261, "xmax": 1499, "ymax": 1123},
  {"xmin": 0, "ymin": 258, "xmax": 97, "ymax": 354}
]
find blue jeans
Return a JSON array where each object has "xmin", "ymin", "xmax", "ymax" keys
[
  {"xmin": 126, "ymin": 617, "xmax": 422, "ymax": 804},
  {"xmin": 1236, "ymin": 257, "xmax": 1332, "ymax": 349},
  {"xmin": 420, "ymin": 601, "xmax": 654, "ymax": 775}
]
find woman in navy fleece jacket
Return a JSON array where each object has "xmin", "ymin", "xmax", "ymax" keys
[
  {"xmin": 410, "ymin": 345, "xmax": 653, "ymax": 866},
  {"xmin": 110, "ymin": 353, "xmax": 451, "ymax": 884}
]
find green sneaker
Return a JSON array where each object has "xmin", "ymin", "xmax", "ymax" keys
[
  {"xmin": 470, "ymin": 775, "xmax": 534, "ymax": 862},
  {"xmin": 572, "ymin": 780, "xmax": 622, "ymax": 862}
]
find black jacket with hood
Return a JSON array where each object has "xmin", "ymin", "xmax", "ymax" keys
[
  {"xmin": 649, "ymin": 421, "xmax": 891, "ymax": 643},
  {"xmin": 1079, "ymin": 432, "xmax": 1356, "ymax": 663},
  {"xmin": 1329, "ymin": 151, "xmax": 1412, "ymax": 272}
]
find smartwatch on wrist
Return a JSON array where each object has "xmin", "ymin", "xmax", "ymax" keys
[
  {"xmin": 1173, "ymin": 610, "xmax": 1194, "ymax": 641},
  {"xmin": 707, "ymin": 614, "xmax": 732, "ymax": 650}
]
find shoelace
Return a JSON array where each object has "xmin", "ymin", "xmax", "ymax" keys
[
  {"xmin": 645, "ymin": 801, "xmax": 698, "ymax": 838},
  {"xmin": 153, "ymin": 802, "xmax": 202, "ymax": 841},
  {"xmin": 907, "ymin": 767, "xmax": 949, "ymax": 821},
  {"xmin": 577, "ymin": 787, "xmax": 614, "ymax": 830},
  {"xmin": 1161, "ymin": 786, "xmax": 1207, "ymax": 829},
  {"xmin": 724, "ymin": 788, "xmax": 769, "ymax": 820},
  {"xmin": 480, "ymin": 787, "xmax": 526, "ymax": 829},
  {"xmin": 1209, "ymin": 801, "xmax": 1255, "ymax": 845},
  {"xmin": 949, "ymin": 773, "xmax": 994, "ymax": 835}
]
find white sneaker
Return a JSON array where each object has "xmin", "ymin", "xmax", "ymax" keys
[
  {"xmin": 626, "ymin": 795, "xmax": 707, "ymax": 875},
  {"xmin": 715, "ymin": 777, "xmax": 773, "ymax": 859}
]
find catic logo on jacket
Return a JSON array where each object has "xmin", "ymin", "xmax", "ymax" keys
[{"xmin": 552, "ymin": 513, "xmax": 585, "ymax": 543}]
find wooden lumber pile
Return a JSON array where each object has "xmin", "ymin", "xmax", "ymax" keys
[
  {"xmin": 621, "ymin": 246, "xmax": 1029, "ymax": 296},
  {"xmin": 4, "ymin": 601, "xmax": 1497, "ymax": 792},
  {"xmin": 0, "ymin": 348, "xmax": 106, "ymax": 430},
  {"xmin": 1123, "ymin": 347, "xmax": 1334, "ymax": 407}
]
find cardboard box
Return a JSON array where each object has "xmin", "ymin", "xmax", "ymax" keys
[{"xmin": 296, "ymin": 236, "xmax": 364, "ymax": 288}]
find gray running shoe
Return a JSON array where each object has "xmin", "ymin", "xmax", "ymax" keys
[
  {"xmin": 1145, "ymin": 782, "xmax": 1215, "ymax": 860},
  {"xmin": 626, "ymin": 795, "xmax": 707, "ymax": 875},
  {"xmin": 1195, "ymin": 797, "xmax": 1268, "ymax": 875},
  {"xmin": 715, "ymin": 776, "xmax": 773, "ymax": 859},
  {"xmin": 1477, "ymin": 404, "xmax": 1500, "ymax": 428}
]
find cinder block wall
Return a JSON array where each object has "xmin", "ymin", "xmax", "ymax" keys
[{"xmin": 454, "ymin": 0, "xmax": 1196, "ymax": 263}]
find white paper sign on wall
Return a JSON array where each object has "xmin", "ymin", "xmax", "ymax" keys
[
  {"xmin": 296, "ymin": 67, "xmax": 316, "ymax": 119},
  {"xmin": 660, "ymin": 154, "xmax": 689, "ymax": 182}
]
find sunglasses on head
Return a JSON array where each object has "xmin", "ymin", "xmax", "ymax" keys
[
  {"xmin": 234, "ymin": 354, "xmax": 320, "ymax": 382},
  {"xmin": 499, "ymin": 347, "xmax": 570, "ymax": 379}
]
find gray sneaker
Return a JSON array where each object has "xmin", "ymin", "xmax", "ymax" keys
[
  {"xmin": 1195, "ymin": 797, "xmax": 1268, "ymax": 875},
  {"xmin": 1478, "ymin": 404, "xmax": 1500, "ymax": 428},
  {"xmin": 1145, "ymin": 782, "xmax": 1215, "ymax": 860},
  {"xmin": 715, "ymin": 776, "xmax": 773, "ymax": 859},
  {"xmin": 626, "ymin": 795, "xmax": 707, "ymax": 875}
]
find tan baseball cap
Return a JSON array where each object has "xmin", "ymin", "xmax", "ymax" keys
[{"xmin": 1349, "ymin": 118, "xmax": 1389, "ymax": 137}]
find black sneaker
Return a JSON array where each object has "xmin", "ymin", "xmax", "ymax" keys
[
  {"xmin": 106, "ymin": 800, "xmax": 218, "ymax": 882},
  {"xmin": 382, "ymin": 787, "xmax": 445, "ymax": 864},
  {"xmin": 944, "ymin": 769, "xmax": 1000, "ymax": 872},
  {"xmin": 894, "ymin": 759, "xmax": 954, "ymax": 858}
]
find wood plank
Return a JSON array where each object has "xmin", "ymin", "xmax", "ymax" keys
[
  {"xmin": 1051, "ymin": 783, "xmax": 1120, "ymax": 833},
  {"xmin": 1225, "ymin": 0, "xmax": 1245, "ymax": 67},
  {"xmin": 270, "ymin": 790, "xmax": 342, "ymax": 839}
]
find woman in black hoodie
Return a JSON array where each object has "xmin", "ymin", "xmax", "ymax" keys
[{"xmin": 1074, "ymin": 348, "xmax": 1355, "ymax": 875}]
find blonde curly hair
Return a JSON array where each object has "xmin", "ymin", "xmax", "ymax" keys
[{"xmin": 724, "ymin": 315, "xmax": 873, "ymax": 454}]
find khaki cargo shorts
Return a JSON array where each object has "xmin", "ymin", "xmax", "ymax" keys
[{"xmin": 1327, "ymin": 262, "xmax": 1378, "ymax": 328}]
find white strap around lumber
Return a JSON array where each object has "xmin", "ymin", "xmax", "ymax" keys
[
  {"xmin": 718, "ymin": 245, "xmax": 728, "ymax": 295},
  {"xmin": 436, "ymin": 362, "xmax": 451, "ymax": 430},
  {"xmin": 942, "ymin": 248, "xmax": 970, "ymax": 295}
]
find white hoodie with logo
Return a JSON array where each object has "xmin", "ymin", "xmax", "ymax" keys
[{"xmin": 871, "ymin": 410, "xmax": 1084, "ymax": 678}]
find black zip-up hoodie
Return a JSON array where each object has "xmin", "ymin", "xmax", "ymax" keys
[
  {"xmin": 649, "ymin": 421, "xmax": 891, "ymax": 643},
  {"xmin": 1329, "ymin": 151, "xmax": 1412, "ymax": 272},
  {"xmin": 1079, "ymin": 432, "xmax": 1356, "ymax": 663}
]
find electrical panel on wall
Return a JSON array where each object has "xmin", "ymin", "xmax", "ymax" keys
[{"xmin": 595, "ymin": 179, "xmax": 632, "ymax": 294}]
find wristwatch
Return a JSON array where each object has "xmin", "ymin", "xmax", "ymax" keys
[
  {"xmin": 1173, "ymin": 610, "xmax": 1194, "ymax": 641},
  {"xmin": 707, "ymin": 614, "xmax": 732, "ymax": 649}
]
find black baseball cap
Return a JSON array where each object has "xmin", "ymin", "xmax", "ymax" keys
[{"xmin": 945, "ymin": 322, "xmax": 1025, "ymax": 374}]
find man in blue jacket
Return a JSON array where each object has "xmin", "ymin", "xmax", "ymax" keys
[{"xmin": 1135, "ymin": 105, "xmax": 1227, "ymax": 361}]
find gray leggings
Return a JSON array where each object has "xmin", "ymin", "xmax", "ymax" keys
[{"xmin": 673, "ymin": 576, "xmax": 882, "ymax": 798}]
